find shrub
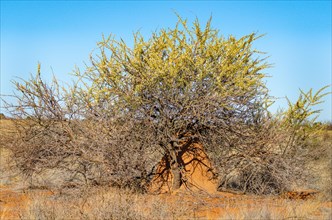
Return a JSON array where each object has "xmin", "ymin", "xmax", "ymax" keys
[{"xmin": 2, "ymin": 15, "xmax": 329, "ymax": 194}]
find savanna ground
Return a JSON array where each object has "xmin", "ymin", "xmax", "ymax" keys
[{"xmin": 0, "ymin": 118, "xmax": 331, "ymax": 220}]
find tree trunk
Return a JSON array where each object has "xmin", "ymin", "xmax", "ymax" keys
[
  {"xmin": 167, "ymin": 142, "xmax": 183, "ymax": 190},
  {"xmin": 172, "ymin": 163, "xmax": 182, "ymax": 190}
]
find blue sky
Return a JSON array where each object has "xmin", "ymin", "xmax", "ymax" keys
[{"xmin": 1, "ymin": 1, "xmax": 331, "ymax": 121}]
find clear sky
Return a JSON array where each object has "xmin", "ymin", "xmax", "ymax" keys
[{"xmin": 1, "ymin": 1, "xmax": 331, "ymax": 121}]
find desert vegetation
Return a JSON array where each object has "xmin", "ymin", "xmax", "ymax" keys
[{"xmin": 1, "ymin": 16, "xmax": 331, "ymax": 219}]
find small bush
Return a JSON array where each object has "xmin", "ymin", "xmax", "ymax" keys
[{"xmin": 0, "ymin": 113, "xmax": 6, "ymax": 119}]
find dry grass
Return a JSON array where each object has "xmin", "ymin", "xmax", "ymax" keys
[
  {"xmin": 221, "ymin": 200, "xmax": 331, "ymax": 220},
  {"xmin": 18, "ymin": 187, "xmax": 195, "ymax": 220},
  {"xmin": 12, "ymin": 187, "xmax": 332, "ymax": 220}
]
